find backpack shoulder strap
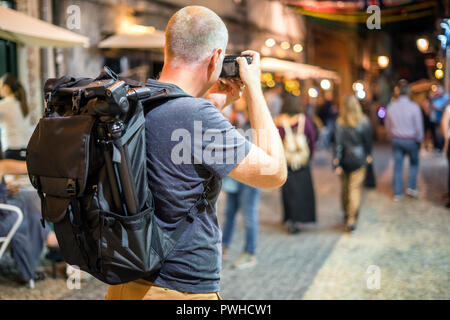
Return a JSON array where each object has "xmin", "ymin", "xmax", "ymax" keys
[
  {"xmin": 282, "ymin": 117, "xmax": 294, "ymax": 140},
  {"xmin": 142, "ymin": 86, "xmax": 192, "ymax": 115},
  {"xmin": 297, "ymin": 114, "xmax": 306, "ymax": 135},
  {"xmin": 168, "ymin": 176, "xmax": 215, "ymax": 244}
]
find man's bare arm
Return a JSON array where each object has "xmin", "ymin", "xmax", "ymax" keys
[{"xmin": 228, "ymin": 51, "xmax": 287, "ymax": 189}]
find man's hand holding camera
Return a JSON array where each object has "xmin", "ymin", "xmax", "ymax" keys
[{"xmin": 206, "ymin": 78, "xmax": 242, "ymax": 110}]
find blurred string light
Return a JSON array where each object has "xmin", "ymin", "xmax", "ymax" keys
[
  {"xmin": 308, "ymin": 87, "xmax": 319, "ymax": 98},
  {"xmin": 261, "ymin": 73, "xmax": 273, "ymax": 82},
  {"xmin": 320, "ymin": 79, "xmax": 331, "ymax": 90},
  {"xmin": 293, "ymin": 44, "xmax": 303, "ymax": 53},
  {"xmin": 265, "ymin": 38, "xmax": 276, "ymax": 48},
  {"xmin": 435, "ymin": 69, "xmax": 444, "ymax": 79},
  {"xmin": 281, "ymin": 41, "xmax": 291, "ymax": 50},
  {"xmin": 353, "ymin": 81, "xmax": 366, "ymax": 100},
  {"xmin": 352, "ymin": 81, "xmax": 364, "ymax": 92},
  {"xmin": 266, "ymin": 80, "xmax": 276, "ymax": 88},
  {"xmin": 377, "ymin": 56, "xmax": 390, "ymax": 69},
  {"xmin": 356, "ymin": 89, "xmax": 366, "ymax": 100},
  {"xmin": 431, "ymin": 84, "xmax": 438, "ymax": 92},
  {"xmin": 416, "ymin": 38, "xmax": 429, "ymax": 53},
  {"xmin": 284, "ymin": 79, "xmax": 300, "ymax": 92},
  {"xmin": 377, "ymin": 107, "xmax": 386, "ymax": 119},
  {"xmin": 436, "ymin": 61, "xmax": 443, "ymax": 69}
]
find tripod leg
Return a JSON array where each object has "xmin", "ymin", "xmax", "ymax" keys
[
  {"xmin": 115, "ymin": 144, "xmax": 138, "ymax": 215},
  {"xmin": 104, "ymin": 148, "xmax": 125, "ymax": 215}
]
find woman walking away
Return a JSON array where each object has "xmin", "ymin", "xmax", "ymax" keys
[
  {"xmin": 274, "ymin": 91, "xmax": 317, "ymax": 234},
  {"xmin": 0, "ymin": 74, "xmax": 34, "ymax": 160},
  {"xmin": 333, "ymin": 96, "xmax": 372, "ymax": 233}
]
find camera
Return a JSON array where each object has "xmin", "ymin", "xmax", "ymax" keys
[{"xmin": 220, "ymin": 55, "xmax": 253, "ymax": 78}]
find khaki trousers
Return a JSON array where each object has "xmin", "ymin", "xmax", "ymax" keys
[
  {"xmin": 340, "ymin": 167, "xmax": 366, "ymax": 226},
  {"xmin": 105, "ymin": 279, "xmax": 221, "ymax": 300}
]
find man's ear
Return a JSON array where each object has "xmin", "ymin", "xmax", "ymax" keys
[{"xmin": 208, "ymin": 48, "xmax": 223, "ymax": 78}]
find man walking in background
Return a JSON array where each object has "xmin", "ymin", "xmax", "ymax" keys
[{"xmin": 386, "ymin": 79, "xmax": 424, "ymax": 202}]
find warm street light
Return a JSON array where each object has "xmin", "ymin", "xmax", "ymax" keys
[
  {"xmin": 416, "ymin": 38, "xmax": 429, "ymax": 53},
  {"xmin": 293, "ymin": 44, "xmax": 303, "ymax": 53},
  {"xmin": 265, "ymin": 38, "xmax": 276, "ymax": 48},
  {"xmin": 377, "ymin": 56, "xmax": 390, "ymax": 68},
  {"xmin": 320, "ymin": 79, "xmax": 331, "ymax": 90}
]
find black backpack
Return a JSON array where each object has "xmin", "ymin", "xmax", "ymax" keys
[
  {"xmin": 26, "ymin": 67, "xmax": 212, "ymax": 285},
  {"xmin": 335, "ymin": 122, "xmax": 369, "ymax": 172}
]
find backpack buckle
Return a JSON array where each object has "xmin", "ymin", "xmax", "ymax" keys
[
  {"xmin": 72, "ymin": 90, "xmax": 83, "ymax": 114},
  {"xmin": 66, "ymin": 179, "xmax": 76, "ymax": 195}
]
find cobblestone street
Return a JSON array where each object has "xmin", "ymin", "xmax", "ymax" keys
[{"xmin": 0, "ymin": 144, "xmax": 449, "ymax": 300}]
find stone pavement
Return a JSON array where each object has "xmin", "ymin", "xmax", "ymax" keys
[{"xmin": 0, "ymin": 144, "xmax": 448, "ymax": 299}]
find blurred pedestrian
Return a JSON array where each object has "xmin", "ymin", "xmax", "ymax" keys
[
  {"xmin": 264, "ymin": 82, "xmax": 283, "ymax": 117},
  {"xmin": 333, "ymin": 96, "xmax": 372, "ymax": 232},
  {"xmin": 221, "ymin": 97, "xmax": 261, "ymax": 269},
  {"xmin": 274, "ymin": 92, "xmax": 316, "ymax": 234},
  {"xmin": 385, "ymin": 79, "xmax": 424, "ymax": 201},
  {"xmin": 440, "ymin": 100, "xmax": 450, "ymax": 208},
  {"xmin": 0, "ymin": 74, "xmax": 33, "ymax": 160},
  {"xmin": 317, "ymin": 92, "xmax": 338, "ymax": 149}
]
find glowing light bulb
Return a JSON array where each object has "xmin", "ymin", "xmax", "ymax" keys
[
  {"xmin": 308, "ymin": 88, "xmax": 319, "ymax": 98},
  {"xmin": 281, "ymin": 41, "xmax": 291, "ymax": 50},
  {"xmin": 377, "ymin": 56, "xmax": 389, "ymax": 69},
  {"xmin": 265, "ymin": 38, "xmax": 276, "ymax": 48},
  {"xmin": 320, "ymin": 79, "xmax": 331, "ymax": 90},
  {"xmin": 293, "ymin": 44, "xmax": 303, "ymax": 53},
  {"xmin": 416, "ymin": 38, "xmax": 429, "ymax": 53}
]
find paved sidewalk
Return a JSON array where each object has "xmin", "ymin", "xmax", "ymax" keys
[
  {"xmin": 220, "ymin": 145, "xmax": 449, "ymax": 300},
  {"xmin": 1, "ymin": 145, "xmax": 448, "ymax": 299}
]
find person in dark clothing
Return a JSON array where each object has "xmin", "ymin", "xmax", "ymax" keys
[
  {"xmin": 333, "ymin": 96, "xmax": 372, "ymax": 232},
  {"xmin": 274, "ymin": 92, "xmax": 317, "ymax": 234}
]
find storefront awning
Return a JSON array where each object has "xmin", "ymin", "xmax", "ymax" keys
[
  {"xmin": 260, "ymin": 57, "xmax": 340, "ymax": 82},
  {"xmin": 98, "ymin": 30, "xmax": 165, "ymax": 50},
  {"xmin": 0, "ymin": 6, "xmax": 89, "ymax": 48}
]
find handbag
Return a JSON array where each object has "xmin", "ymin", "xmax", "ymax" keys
[{"xmin": 282, "ymin": 114, "xmax": 310, "ymax": 170}]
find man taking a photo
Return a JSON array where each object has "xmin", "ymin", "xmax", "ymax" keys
[{"xmin": 106, "ymin": 5, "xmax": 287, "ymax": 300}]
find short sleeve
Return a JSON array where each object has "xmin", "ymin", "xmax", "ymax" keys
[{"xmin": 192, "ymin": 101, "xmax": 252, "ymax": 178}]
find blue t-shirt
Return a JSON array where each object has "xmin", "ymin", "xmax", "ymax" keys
[{"xmin": 144, "ymin": 79, "xmax": 251, "ymax": 293}]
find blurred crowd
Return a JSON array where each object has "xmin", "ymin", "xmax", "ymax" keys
[{"xmin": 0, "ymin": 71, "xmax": 449, "ymax": 285}]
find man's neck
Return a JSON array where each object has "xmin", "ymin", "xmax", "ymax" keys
[{"xmin": 158, "ymin": 65, "xmax": 207, "ymax": 98}]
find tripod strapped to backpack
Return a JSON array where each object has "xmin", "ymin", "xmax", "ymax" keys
[{"xmin": 26, "ymin": 67, "xmax": 213, "ymax": 284}]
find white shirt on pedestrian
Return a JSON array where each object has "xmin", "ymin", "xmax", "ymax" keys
[{"xmin": 0, "ymin": 96, "xmax": 33, "ymax": 151}]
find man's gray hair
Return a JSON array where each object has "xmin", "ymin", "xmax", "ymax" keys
[{"xmin": 165, "ymin": 6, "xmax": 228, "ymax": 64}]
